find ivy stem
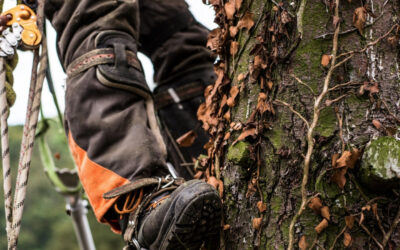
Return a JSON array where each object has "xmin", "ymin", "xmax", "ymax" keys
[{"xmin": 287, "ymin": 0, "xmax": 340, "ymax": 248}]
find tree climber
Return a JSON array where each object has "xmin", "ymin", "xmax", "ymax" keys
[{"xmin": 44, "ymin": 0, "xmax": 222, "ymax": 249}]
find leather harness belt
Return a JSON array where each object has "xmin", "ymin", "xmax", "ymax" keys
[
  {"xmin": 66, "ymin": 48, "xmax": 142, "ymax": 78},
  {"xmin": 154, "ymin": 81, "xmax": 205, "ymax": 109}
]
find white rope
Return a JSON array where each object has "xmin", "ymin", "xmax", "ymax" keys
[
  {"xmin": 0, "ymin": 1, "xmax": 46, "ymax": 249},
  {"xmin": 0, "ymin": 57, "xmax": 13, "ymax": 245},
  {"xmin": 9, "ymin": 37, "xmax": 47, "ymax": 249}
]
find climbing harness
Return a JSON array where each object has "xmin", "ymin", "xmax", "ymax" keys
[{"xmin": 0, "ymin": 1, "xmax": 45, "ymax": 249}]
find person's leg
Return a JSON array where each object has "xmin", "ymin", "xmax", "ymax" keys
[
  {"xmin": 45, "ymin": 0, "xmax": 168, "ymax": 232},
  {"xmin": 44, "ymin": 3, "xmax": 221, "ymax": 248},
  {"xmin": 138, "ymin": 0, "xmax": 216, "ymax": 171}
]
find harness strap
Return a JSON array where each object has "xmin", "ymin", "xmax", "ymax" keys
[
  {"xmin": 66, "ymin": 48, "xmax": 142, "ymax": 78},
  {"xmin": 103, "ymin": 177, "xmax": 184, "ymax": 199},
  {"xmin": 154, "ymin": 81, "xmax": 206, "ymax": 109}
]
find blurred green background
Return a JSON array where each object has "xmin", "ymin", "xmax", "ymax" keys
[{"xmin": 0, "ymin": 123, "xmax": 124, "ymax": 250}]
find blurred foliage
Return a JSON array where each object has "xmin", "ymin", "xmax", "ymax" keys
[{"xmin": 0, "ymin": 122, "xmax": 124, "ymax": 250}]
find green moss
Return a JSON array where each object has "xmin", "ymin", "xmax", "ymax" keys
[
  {"xmin": 315, "ymin": 108, "xmax": 336, "ymax": 137},
  {"xmin": 269, "ymin": 126, "xmax": 284, "ymax": 149},
  {"xmin": 302, "ymin": 2, "xmax": 329, "ymax": 39},
  {"xmin": 270, "ymin": 195, "xmax": 283, "ymax": 214},
  {"xmin": 226, "ymin": 141, "xmax": 251, "ymax": 166},
  {"xmin": 293, "ymin": 1, "xmax": 331, "ymax": 93},
  {"xmin": 325, "ymin": 182, "xmax": 342, "ymax": 199},
  {"xmin": 359, "ymin": 136, "xmax": 400, "ymax": 190}
]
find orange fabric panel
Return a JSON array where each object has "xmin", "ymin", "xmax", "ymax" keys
[{"xmin": 68, "ymin": 132, "xmax": 130, "ymax": 232}]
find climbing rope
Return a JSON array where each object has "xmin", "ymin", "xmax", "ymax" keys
[
  {"xmin": 0, "ymin": 0, "xmax": 45, "ymax": 249},
  {"xmin": 0, "ymin": 57, "xmax": 13, "ymax": 246}
]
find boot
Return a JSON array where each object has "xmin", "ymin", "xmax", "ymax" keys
[{"xmin": 106, "ymin": 179, "xmax": 222, "ymax": 250}]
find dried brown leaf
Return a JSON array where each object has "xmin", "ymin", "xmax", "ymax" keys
[
  {"xmin": 299, "ymin": 235, "xmax": 308, "ymax": 250},
  {"xmin": 256, "ymin": 93, "xmax": 269, "ymax": 114},
  {"xmin": 267, "ymin": 81, "xmax": 273, "ymax": 90},
  {"xmin": 363, "ymin": 81, "xmax": 379, "ymax": 94},
  {"xmin": 372, "ymin": 203, "xmax": 378, "ymax": 217},
  {"xmin": 315, "ymin": 219, "xmax": 329, "ymax": 234},
  {"xmin": 230, "ymin": 41, "xmax": 239, "ymax": 56},
  {"xmin": 237, "ymin": 127, "xmax": 257, "ymax": 141},
  {"xmin": 345, "ymin": 216, "xmax": 355, "ymax": 229},
  {"xmin": 224, "ymin": 0, "xmax": 236, "ymax": 20},
  {"xmin": 224, "ymin": 132, "xmax": 231, "ymax": 141},
  {"xmin": 331, "ymin": 167, "xmax": 347, "ymax": 189},
  {"xmin": 235, "ymin": 0, "xmax": 243, "ymax": 10},
  {"xmin": 252, "ymin": 217, "xmax": 262, "ymax": 230},
  {"xmin": 237, "ymin": 73, "xmax": 246, "ymax": 81},
  {"xmin": 372, "ymin": 119, "xmax": 382, "ymax": 129},
  {"xmin": 348, "ymin": 148, "xmax": 360, "ymax": 169},
  {"xmin": 207, "ymin": 176, "xmax": 224, "ymax": 197},
  {"xmin": 387, "ymin": 36, "xmax": 399, "ymax": 47},
  {"xmin": 321, "ymin": 206, "xmax": 330, "ymax": 221},
  {"xmin": 343, "ymin": 232, "xmax": 352, "ymax": 247},
  {"xmin": 336, "ymin": 151, "xmax": 352, "ymax": 168},
  {"xmin": 362, "ymin": 204, "xmax": 371, "ymax": 211},
  {"xmin": 308, "ymin": 197, "xmax": 323, "ymax": 214},
  {"xmin": 246, "ymin": 178, "xmax": 257, "ymax": 198},
  {"xmin": 321, "ymin": 54, "xmax": 332, "ymax": 67},
  {"xmin": 332, "ymin": 153, "xmax": 340, "ymax": 168},
  {"xmin": 237, "ymin": 12, "xmax": 254, "ymax": 31},
  {"xmin": 218, "ymin": 94, "xmax": 228, "ymax": 116},
  {"xmin": 229, "ymin": 26, "xmax": 238, "ymax": 37},
  {"xmin": 223, "ymin": 110, "xmax": 231, "ymax": 121},
  {"xmin": 353, "ymin": 7, "xmax": 367, "ymax": 34},
  {"xmin": 257, "ymin": 201, "xmax": 267, "ymax": 213},
  {"xmin": 176, "ymin": 130, "xmax": 197, "ymax": 147},
  {"xmin": 207, "ymin": 28, "xmax": 222, "ymax": 51},
  {"xmin": 227, "ymin": 86, "xmax": 240, "ymax": 107}
]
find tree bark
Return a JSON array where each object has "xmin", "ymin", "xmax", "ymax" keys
[{"xmin": 199, "ymin": 0, "xmax": 400, "ymax": 249}]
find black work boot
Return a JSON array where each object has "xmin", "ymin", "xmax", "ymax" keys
[{"xmin": 136, "ymin": 180, "xmax": 222, "ymax": 250}]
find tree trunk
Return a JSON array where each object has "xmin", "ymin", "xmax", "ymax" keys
[{"xmin": 198, "ymin": 0, "xmax": 400, "ymax": 249}]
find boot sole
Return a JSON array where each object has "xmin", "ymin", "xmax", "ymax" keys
[{"xmin": 160, "ymin": 184, "xmax": 222, "ymax": 250}]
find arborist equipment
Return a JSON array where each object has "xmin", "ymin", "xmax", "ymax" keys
[
  {"xmin": 37, "ymin": 117, "xmax": 96, "ymax": 250},
  {"xmin": 0, "ymin": 1, "xmax": 45, "ymax": 249},
  {"xmin": 1, "ymin": 4, "xmax": 41, "ymax": 48}
]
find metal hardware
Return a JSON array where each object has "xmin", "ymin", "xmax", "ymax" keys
[
  {"xmin": 0, "ymin": 23, "xmax": 22, "ymax": 57},
  {"xmin": 131, "ymin": 238, "xmax": 142, "ymax": 250},
  {"xmin": 167, "ymin": 88, "xmax": 183, "ymax": 110},
  {"xmin": 161, "ymin": 175, "xmax": 175, "ymax": 189},
  {"xmin": 166, "ymin": 162, "xmax": 179, "ymax": 179},
  {"xmin": 1, "ymin": 4, "xmax": 41, "ymax": 48}
]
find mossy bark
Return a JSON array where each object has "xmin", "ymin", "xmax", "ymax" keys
[{"xmin": 220, "ymin": 0, "xmax": 400, "ymax": 249}]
